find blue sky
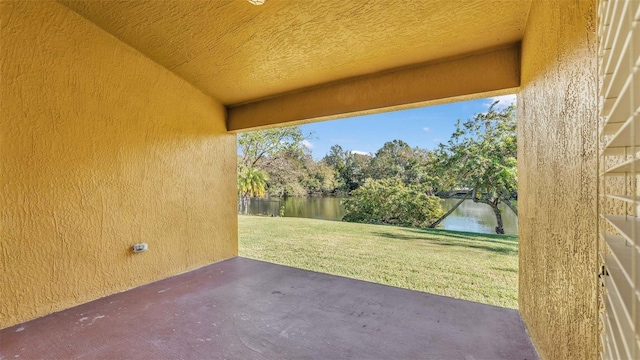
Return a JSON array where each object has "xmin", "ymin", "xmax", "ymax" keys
[{"xmin": 300, "ymin": 94, "xmax": 516, "ymax": 159}]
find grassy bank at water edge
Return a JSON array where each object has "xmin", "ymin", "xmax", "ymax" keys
[{"xmin": 239, "ymin": 215, "xmax": 518, "ymax": 309}]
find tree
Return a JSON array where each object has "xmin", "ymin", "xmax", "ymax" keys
[
  {"xmin": 301, "ymin": 155, "xmax": 340, "ymax": 195},
  {"xmin": 342, "ymin": 178, "xmax": 444, "ymax": 228},
  {"xmin": 238, "ymin": 127, "xmax": 308, "ymax": 169},
  {"xmin": 368, "ymin": 140, "xmax": 411, "ymax": 179},
  {"xmin": 431, "ymin": 101, "xmax": 517, "ymax": 234},
  {"xmin": 368, "ymin": 140, "xmax": 435, "ymax": 188},
  {"xmin": 237, "ymin": 165, "xmax": 268, "ymax": 214},
  {"xmin": 322, "ymin": 145, "xmax": 371, "ymax": 193},
  {"xmin": 323, "ymin": 144, "xmax": 348, "ymax": 171},
  {"xmin": 237, "ymin": 126, "xmax": 313, "ymax": 197},
  {"xmin": 262, "ymin": 155, "xmax": 307, "ymax": 197},
  {"xmin": 344, "ymin": 152, "xmax": 371, "ymax": 191}
]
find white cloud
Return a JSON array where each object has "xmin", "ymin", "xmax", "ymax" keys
[
  {"xmin": 301, "ymin": 139, "xmax": 314, "ymax": 149},
  {"xmin": 486, "ymin": 94, "xmax": 516, "ymax": 109},
  {"xmin": 423, "ymin": 127, "xmax": 430, "ymax": 132},
  {"xmin": 350, "ymin": 150, "xmax": 370, "ymax": 156}
]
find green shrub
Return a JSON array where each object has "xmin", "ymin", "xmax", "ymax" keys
[{"xmin": 342, "ymin": 178, "xmax": 444, "ymax": 228}]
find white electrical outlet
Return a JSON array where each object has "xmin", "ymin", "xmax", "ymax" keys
[{"xmin": 132, "ymin": 243, "xmax": 148, "ymax": 253}]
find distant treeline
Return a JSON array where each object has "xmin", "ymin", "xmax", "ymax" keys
[{"xmin": 237, "ymin": 101, "xmax": 517, "ymax": 233}]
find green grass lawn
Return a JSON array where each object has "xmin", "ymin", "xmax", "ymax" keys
[{"xmin": 238, "ymin": 215, "xmax": 518, "ymax": 309}]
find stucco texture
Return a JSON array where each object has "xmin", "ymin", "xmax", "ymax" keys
[
  {"xmin": 227, "ymin": 46, "xmax": 521, "ymax": 131},
  {"xmin": 517, "ymin": 0, "xmax": 598, "ymax": 358},
  {"xmin": 0, "ymin": 0, "xmax": 237, "ymax": 329},
  {"xmin": 59, "ymin": 0, "xmax": 531, "ymax": 106}
]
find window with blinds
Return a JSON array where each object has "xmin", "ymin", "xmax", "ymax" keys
[{"xmin": 598, "ymin": 1, "xmax": 640, "ymax": 359}]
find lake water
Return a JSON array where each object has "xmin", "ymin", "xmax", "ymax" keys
[{"xmin": 243, "ymin": 196, "xmax": 518, "ymax": 235}]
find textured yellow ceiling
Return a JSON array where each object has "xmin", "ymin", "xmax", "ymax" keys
[{"xmin": 59, "ymin": 0, "xmax": 532, "ymax": 105}]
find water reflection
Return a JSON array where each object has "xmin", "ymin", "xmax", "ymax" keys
[
  {"xmin": 439, "ymin": 198, "xmax": 518, "ymax": 235},
  {"xmin": 243, "ymin": 197, "xmax": 518, "ymax": 235}
]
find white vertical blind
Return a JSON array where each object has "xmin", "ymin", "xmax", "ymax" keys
[{"xmin": 599, "ymin": 1, "xmax": 640, "ymax": 359}]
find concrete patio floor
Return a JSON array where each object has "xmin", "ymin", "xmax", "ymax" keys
[{"xmin": 1, "ymin": 257, "xmax": 537, "ymax": 359}]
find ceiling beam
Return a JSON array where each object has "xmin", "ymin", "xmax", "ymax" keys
[{"xmin": 227, "ymin": 45, "xmax": 520, "ymax": 132}]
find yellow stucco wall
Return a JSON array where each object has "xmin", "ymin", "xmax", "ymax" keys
[
  {"xmin": 58, "ymin": 0, "xmax": 531, "ymax": 106},
  {"xmin": 227, "ymin": 46, "xmax": 520, "ymax": 131},
  {"xmin": 518, "ymin": 0, "xmax": 598, "ymax": 358},
  {"xmin": 0, "ymin": 0, "xmax": 237, "ymax": 329}
]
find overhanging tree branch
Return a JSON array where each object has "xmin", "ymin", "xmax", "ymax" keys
[
  {"xmin": 500, "ymin": 197, "xmax": 518, "ymax": 216},
  {"xmin": 428, "ymin": 191, "xmax": 470, "ymax": 228}
]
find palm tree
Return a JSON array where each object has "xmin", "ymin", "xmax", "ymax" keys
[{"xmin": 237, "ymin": 165, "xmax": 268, "ymax": 214}]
